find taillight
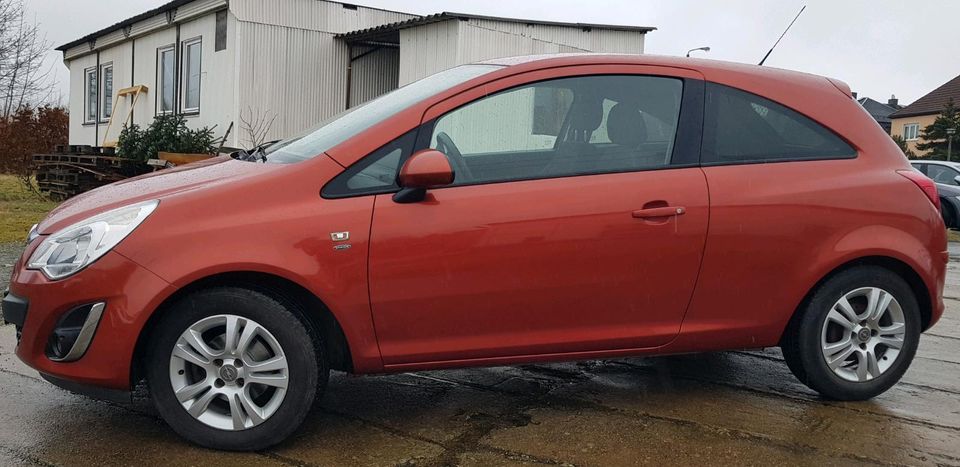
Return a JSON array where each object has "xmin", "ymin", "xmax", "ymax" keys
[{"xmin": 897, "ymin": 170, "xmax": 941, "ymax": 212}]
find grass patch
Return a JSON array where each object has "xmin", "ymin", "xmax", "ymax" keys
[{"xmin": 0, "ymin": 175, "xmax": 58, "ymax": 243}]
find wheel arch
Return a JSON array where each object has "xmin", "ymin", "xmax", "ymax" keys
[
  {"xmin": 130, "ymin": 271, "xmax": 354, "ymax": 387},
  {"xmin": 780, "ymin": 255, "xmax": 934, "ymax": 346}
]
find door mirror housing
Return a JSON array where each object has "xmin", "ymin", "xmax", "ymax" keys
[
  {"xmin": 393, "ymin": 149, "xmax": 455, "ymax": 203},
  {"xmin": 953, "ymin": 175, "xmax": 960, "ymax": 185}
]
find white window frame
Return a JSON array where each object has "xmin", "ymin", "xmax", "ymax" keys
[
  {"xmin": 99, "ymin": 62, "xmax": 113, "ymax": 123},
  {"xmin": 904, "ymin": 123, "xmax": 920, "ymax": 141},
  {"xmin": 180, "ymin": 37, "xmax": 202, "ymax": 115},
  {"xmin": 83, "ymin": 66, "xmax": 98, "ymax": 124},
  {"xmin": 157, "ymin": 45, "xmax": 176, "ymax": 115}
]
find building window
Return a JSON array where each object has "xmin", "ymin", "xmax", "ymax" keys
[
  {"xmin": 181, "ymin": 37, "xmax": 202, "ymax": 113},
  {"xmin": 215, "ymin": 10, "xmax": 227, "ymax": 51},
  {"xmin": 157, "ymin": 45, "xmax": 175, "ymax": 114},
  {"xmin": 904, "ymin": 123, "xmax": 920, "ymax": 141},
  {"xmin": 100, "ymin": 63, "xmax": 113, "ymax": 121},
  {"xmin": 84, "ymin": 67, "xmax": 97, "ymax": 124}
]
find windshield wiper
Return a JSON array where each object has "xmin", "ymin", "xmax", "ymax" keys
[{"xmin": 232, "ymin": 141, "xmax": 278, "ymax": 163}]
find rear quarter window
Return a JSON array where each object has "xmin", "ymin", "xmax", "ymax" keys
[{"xmin": 701, "ymin": 83, "xmax": 856, "ymax": 164}]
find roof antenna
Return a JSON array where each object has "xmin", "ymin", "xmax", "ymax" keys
[{"xmin": 758, "ymin": 5, "xmax": 806, "ymax": 66}]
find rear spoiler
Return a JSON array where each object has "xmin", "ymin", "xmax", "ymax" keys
[{"xmin": 826, "ymin": 77, "xmax": 853, "ymax": 98}]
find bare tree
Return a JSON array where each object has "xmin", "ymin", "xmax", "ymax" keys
[
  {"xmin": 0, "ymin": 0, "xmax": 55, "ymax": 118},
  {"xmin": 239, "ymin": 107, "xmax": 277, "ymax": 149}
]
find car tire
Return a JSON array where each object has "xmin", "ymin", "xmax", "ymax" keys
[
  {"xmin": 146, "ymin": 287, "xmax": 325, "ymax": 450},
  {"xmin": 781, "ymin": 266, "xmax": 920, "ymax": 401}
]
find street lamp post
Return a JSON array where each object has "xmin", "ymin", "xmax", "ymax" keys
[
  {"xmin": 949, "ymin": 128, "xmax": 957, "ymax": 162},
  {"xmin": 686, "ymin": 47, "xmax": 711, "ymax": 57}
]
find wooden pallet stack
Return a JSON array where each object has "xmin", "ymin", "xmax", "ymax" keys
[{"xmin": 33, "ymin": 145, "xmax": 147, "ymax": 200}]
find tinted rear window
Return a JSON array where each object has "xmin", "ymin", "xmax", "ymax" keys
[{"xmin": 702, "ymin": 83, "xmax": 855, "ymax": 164}]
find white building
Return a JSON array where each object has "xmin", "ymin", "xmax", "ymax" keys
[{"xmin": 57, "ymin": 0, "xmax": 654, "ymax": 147}]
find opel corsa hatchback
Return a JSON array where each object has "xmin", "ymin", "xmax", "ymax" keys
[{"xmin": 3, "ymin": 54, "xmax": 947, "ymax": 450}]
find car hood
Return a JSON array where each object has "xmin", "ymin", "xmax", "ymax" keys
[{"xmin": 37, "ymin": 156, "xmax": 273, "ymax": 235}]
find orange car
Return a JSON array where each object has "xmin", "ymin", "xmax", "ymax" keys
[{"xmin": 3, "ymin": 54, "xmax": 946, "ymax": 450}]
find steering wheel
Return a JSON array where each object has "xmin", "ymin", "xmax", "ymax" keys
[{"xmin": 435, "ymin": 132, "xmax": 474, "ymax": 182}]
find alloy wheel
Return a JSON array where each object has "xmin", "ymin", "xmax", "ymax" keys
[
  {"xmin": 820, "ymin": 287, "xmax": 906, "ymax": 382},
  {"xmin": 169, "ymin": 314, "xmax": 289, "ymax": 431}
]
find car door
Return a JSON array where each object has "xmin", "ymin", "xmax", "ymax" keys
[{"xmin": 367, "ymin": 68, "xmax": 710, "ymax": 366}]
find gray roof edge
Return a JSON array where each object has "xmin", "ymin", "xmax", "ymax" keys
[{"xmin": 336, "ymin": 11, "xmax": 656, "ymax": 40}]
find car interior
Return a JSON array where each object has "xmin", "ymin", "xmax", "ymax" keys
[{"xmin": 429, "ymin": 75, "xmax": 684, "ymax": 186}]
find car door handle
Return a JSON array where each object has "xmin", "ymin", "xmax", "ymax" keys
[{"xmin": 631, "ymin": 206, "xmax": 686, "ymax": 218}]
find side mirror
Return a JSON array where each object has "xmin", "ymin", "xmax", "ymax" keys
[
  {"xmin": 953, "ymin": 175, "xmax": 960, "ymax": 185},
  {"xmin": 393, "ymin": 149, "xmax": 455, "ymax": 203}
]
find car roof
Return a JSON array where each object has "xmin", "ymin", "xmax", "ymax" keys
[
  {"xmin": 913, "ymin": 160, "xmax": 960, "ymax": 167},
  {"xmin": 479, "ymin": 53, "xmax": 852, "ymax": 98}
]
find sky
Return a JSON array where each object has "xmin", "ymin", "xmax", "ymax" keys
[{"xmin": 24, "ymin": 0, "xmax": 960, "ymax": 107}]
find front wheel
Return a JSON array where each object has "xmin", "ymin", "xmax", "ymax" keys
[
  {"xmin": 781, "ymin": 266, "xmax": 921, "ymax": 401},
  {"xmin": 146, "ymin": 287, "xmax": 324, "ymax": 450}
]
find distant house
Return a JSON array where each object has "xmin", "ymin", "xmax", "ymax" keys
[
  {"xmin": 55, "ymin": 0, "xmax": 655, "ymax": 147},
  {"xmin": 890, "ymin": 74, "xmax": 960, "ymax": 156},
  {"xmin": 854, "ymin": 93, "xmax": 902, "ymax": 134}
]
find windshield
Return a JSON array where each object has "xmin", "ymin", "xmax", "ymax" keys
[{"xmin": 263, "ymin": 64, "xmax": 502, "ymax": 164}]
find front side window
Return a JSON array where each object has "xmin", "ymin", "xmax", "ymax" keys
[
  {"xmin": 182, "ymin": 38, "xmax": 202, "ymax": 113},
  {"xmin": 321, "ymin": 129, "xmax": 418, "ymax": 198},
  {"xmin": 84, "ymin": 67, "xmax": 97, "ymax": 123},
  {"xmin": 904, "ymin": 123, "xmax": 920, "ymax": 141},
  {"xmin": 157, "ymin": 46, "xmax": 175, "ymax": 114},
  {"xmin": 429, "ymin": 74, "xmax": 683, "ymax": 185},
  {"xmin": 926, "ymin": 164, "xmax": 960, "ymax": 186},
  {"xmin": 100, "ymin": 63, "xmax": 113, "ymax": 121},
  {"xmin": 702, "ymin": 83, "xmax": 855, "ymax": 164}
]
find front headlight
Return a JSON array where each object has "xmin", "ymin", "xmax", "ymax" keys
[
  {"xmin": 26, "ymin": 223, "xmax": 39, "ymax": 244},
  {"xmin": 28, "ymin": 200, "xmax": 159, "ymax": 280}
]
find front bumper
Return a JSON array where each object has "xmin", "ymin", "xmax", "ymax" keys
[
  {"xmin": 9, "ymin": 248, "xmax": 176, "ymax": 390},
  {"xmin": 1, "ymin": 290, "xmax": 28, "ymax": 336}
]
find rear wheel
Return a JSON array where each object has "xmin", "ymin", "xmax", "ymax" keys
[
  {"xmin": 781, "ymin": 266, "xmax": 920, "ymax": 400},
  {"xmin": 146, "ymin": 287, "xmax": 325, "ymax": 450}
]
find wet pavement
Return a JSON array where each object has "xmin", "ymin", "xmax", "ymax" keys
[{"xmin": 2, "ymin": 243, "xmax": 960, "ymax": 466}]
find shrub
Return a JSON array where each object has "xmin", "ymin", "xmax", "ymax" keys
[
  {"xmin": 117, "ymin": 114, "xmax": 219, "ymax": 162},
  {"xmin": 0, "ymin": 105, "xmax": 68, "ymax": 194}
]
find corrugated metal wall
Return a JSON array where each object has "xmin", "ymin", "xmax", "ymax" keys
[
  {"xmin": 234, "ymin": 21, "xmax": 349, "ymax": 144},
  {"xmin": 466, "ymin": 19, "xmax": 645, "ymax": 54},
  {"xmin": 399, "ymin": 19, "xmax": 646, "ymax": 85},
  {"xmin": 232, "ymin": 0, "xmax": 416, "ymax": 143},
  {"xmin": 398, "ymin": 21, "xmax": 461, "ymax": 86},
  {"xmin": 349, "ymin": 46, "xmax": 400, "ymax": 108},
  {"xmin": 231, "ymin": 0, "xmax": 413, "ymax": 34}
]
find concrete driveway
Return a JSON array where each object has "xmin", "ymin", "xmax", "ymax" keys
[{"xmin": 2, "ymin": 244, "xmax": 959, "ymax": 466}]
